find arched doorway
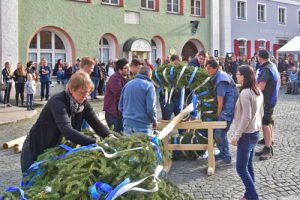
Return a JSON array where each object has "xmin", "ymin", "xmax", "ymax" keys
[
  {"xmin": 27, "ymin": 26, "xmax": 74, "ymax": 68},
  {"xmin": 181, "ymin": 39, "xmax": 204, "ymax": 61},
  {"xmin": 151, "ymin": 36, "xmax": 165, "ymax": 64},
  {"xmin": 99, "ymin": 33, "xmax": 118, "ymax": 65}
]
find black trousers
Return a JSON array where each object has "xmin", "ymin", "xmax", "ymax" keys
[
  {"xmin": 15, "ymin": 83, "xmax": 25, "ymax": 105},
  {"xmin": 41, "ymin": 82, "xmax": 50, "ymax": 100},
  {"xmin": 4, "ymin": 82, "xmax": 12, "ymax": 104}
]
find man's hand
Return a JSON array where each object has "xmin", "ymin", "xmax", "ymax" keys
[{"xmin": 231, "ymin": 136, "xmax": 237, "ymax": 146}]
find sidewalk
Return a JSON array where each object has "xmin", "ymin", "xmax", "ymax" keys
[{"xmin": 0, "ymin": 105, "xmax": 38, "ymax": 125}]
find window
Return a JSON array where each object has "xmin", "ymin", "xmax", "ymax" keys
[
  {"xmin": 298, "ymin": 10, "xmax": 300, "ymax": 26},
  {"xmin": 151, "ymin": 40, "xmax": 157, "ymax": 65},
  {"xmin": 167, "ymin": 0, "xmax": 179, "ymax": 13},
  {"xmin": 259, "ymin": 40, "xmax": 265, "ymax": 50},
  {"xmin": 237, "ymin": 1, "xmax": 246, "ymax": 20},
  {"xmin": 28, "ymin": 31, "xmax": 66, "ymax": 68},
  {"xmin": 99, "ymin": 38, "xmax": 110, "ymax": 65},
  {"xmin": 141, "ymin": 0, "xmax": 155, "ymax": 10},
  {"xmin": 102, "ymin": 0, "xmax": 119, "ymax": 6},
  {"xmin": 191, "ymin": 0, "xmax": 202, "ymax": 16},
  {"xmin": 278, "ymin": 7, "xmax": 286, "ymax": 25},
  {"xmin": 238, "ymin": 40, "xmax": 246, "ymax": 56},
  {"xmin": 257, "ymin": 3, "xmax": 266, "ymax": 22},
  {"xmin": 71, "ymin": 0, "xmax": 91, "ymax": 2}
]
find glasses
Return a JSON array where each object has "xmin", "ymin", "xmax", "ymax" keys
[{"xmin": 74, "ymin": 90, "xmax": 90, "ymax": 98}]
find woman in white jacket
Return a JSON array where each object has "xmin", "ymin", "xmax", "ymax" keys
[{"xmin": 231, "ymin": 65, "xmax": 264, "ymax": 200}]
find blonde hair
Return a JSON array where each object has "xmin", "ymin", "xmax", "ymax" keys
[
  {"xmin": 80, "ymin": 56, "xmax": 95, "ymax": 69},
  {"xmin": 17, "ymin": 63, "xmax": 27, "ymax": 76},
  {"xmin": 67, "ymin": 71, "xmax": 94, "ymax": 92},
  {"xmin": 4, "ymin": 62, "xmax": 13, "ymax": 76}
]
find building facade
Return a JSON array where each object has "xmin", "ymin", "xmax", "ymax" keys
[
  {"xmin": 0, "ymin": 0, "xmax": 211, "ymax": 70},
  {"xmin": 224, "ymin": 0, "xmax": 300, "ymax": 59}
]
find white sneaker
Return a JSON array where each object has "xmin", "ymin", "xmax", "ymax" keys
[{"xmin": 50, "ymin": 84, "xmax": 54, "ymax": 87}]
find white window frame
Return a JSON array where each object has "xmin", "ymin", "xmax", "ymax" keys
[
  {"xmin": 238, "ymin": 39, "xmax": 247, "ymax": 57},
  {"xmin": 298, "ymin": 9, "xmax": 300, "ymax": 27},
  {"xmin": 141, "ymin": 0, "xmax": 155, "ymax": 10},
  {"xmin": 102, "ymin": 0, "xmax": 119, "ymax": 6},
  {"xmin": 28, "ymin": 31, "xmax": 66, "ymax": 68},
  {"xmin": 258, "ymin": 39, "xmax": 266, "ymax": 50},
  {"xmin": 257, "ymin": 3, "xmax": 267, "ymax": 23},
  {"xmin": 99, "ymin": 38, "xmax": 110, "ymax": 64},
  {"xmin": 278, "ymin": 6, "xmax": 286, "ymax": 25},
  {"xmin": 167, "ymin": 0, "xmax": 180, "ymax": 14},
  {"xmin": 236, "ymin": 0, "xmax": 247, "ymax": 20},
  {"xmin": 191, "ymin": 0, "xmax": 202, "ymax": 16}
]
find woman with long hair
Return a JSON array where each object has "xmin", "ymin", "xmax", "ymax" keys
[
  {"xmin": 231, "ymin": 65, "xmax": 264, "ymax": 200},
  {"xmin": 2, "ymin": 62, "xmax": 14, "ymax": 107},
  {"xmin": 13, "ymin": 63, "xmax": 27, "ymax": 106}
]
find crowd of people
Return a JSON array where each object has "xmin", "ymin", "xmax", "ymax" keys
[{"xmin": 0, "ymin": 46, "xmax": 294, "ymax": 200}]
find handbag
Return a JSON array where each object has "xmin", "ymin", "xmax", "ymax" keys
[{"xmin": 0, "ymin": 82, "xmax": 6, "ymax": 91}]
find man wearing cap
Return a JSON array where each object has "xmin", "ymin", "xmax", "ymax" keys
[{"xmin": 255, "ymin": 49, "xmax": 280, "ymax": 160}]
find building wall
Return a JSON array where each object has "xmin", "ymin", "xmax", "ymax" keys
[
  {"xmin": 0, "ymin": 0, "xmax": 18, "ymax": 71},
  {"xmin": 230, "ymin": 0, "xmax": 300, "ymax": 58},
  {"xmin": 18, "ymin": 0, "xmax": 211, "ymax": 65}
]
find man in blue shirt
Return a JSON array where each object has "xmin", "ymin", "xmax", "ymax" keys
[
  {"xmin": 206, "ymin": 59, "xmax": 238, "ymax": 165},
  {"xmin": 119, "ymin": 66, "xmax": 157, "ymax": 136}
]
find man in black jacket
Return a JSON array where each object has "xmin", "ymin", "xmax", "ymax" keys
[{"xmin": 21, "ymin": 71, "xmax": 111, "ymax": 173}]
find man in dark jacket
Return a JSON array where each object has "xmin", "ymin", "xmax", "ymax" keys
[
  {"xmin": 21, "ymin": 71, "xmax": 111, "ymax": 173},
  {"xmin": 103, "ymin": 58, "xmax": 129, "ymax": 132},
  {"xmin": 188, "ymin": 50, "xmax": 207, "ymax": 68}
]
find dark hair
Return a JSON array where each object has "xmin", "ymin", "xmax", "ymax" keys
[
  {"xmin": 238, "ymin": 65, "xmax": 260, "ymax": 96},
  {"xmin": 197, "ymin": 50, "xmax": 206, "ymax": 58},
  {"xmin": 258, "ymin": 49, "xmax": 269, "ymax": 59},
  {"xmin": 130, "ymin": 58, "xmax": 141, "ymax": 67},
  {"xmin": 115, "ymin": 58, "xmax": 128, "ymax": 71},
  {"xmin": 205, "ymin": 59, "xmax": 219, "ymax": 69},
  {"xmin": 26, "ymin": 61, "xmax": 33, "ymax": 68},
  {"xmin": 170, "ymin": 54, "xmax": 180, "ymax": 62},
  {"xmin": 100, "ymin": 62, "xmax": 105, "ymax": 66}
]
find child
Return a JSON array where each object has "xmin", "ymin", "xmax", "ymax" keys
[
  {"xmin": 25, "ymin": 74, "xmax": 37, "ymax": 110},
  {"xmin": 56, "ymin": 66, "xmax": 65, "ymax": 85}
]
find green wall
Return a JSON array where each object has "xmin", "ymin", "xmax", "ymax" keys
[{"xmin": 19, "ymin": 0, "xmax": 211, "ymax": 63}]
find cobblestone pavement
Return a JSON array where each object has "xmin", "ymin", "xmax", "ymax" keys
[{"xmin": 0, "ymin": 83, "xmax": 299, "ymax": 199}]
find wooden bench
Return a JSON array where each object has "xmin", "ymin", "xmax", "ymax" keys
[{"xmin": 157, "ymin": 120, "xmax": 227, "ymax": 176}]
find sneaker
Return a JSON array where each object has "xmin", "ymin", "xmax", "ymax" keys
[
  {"xmin": 216, "ymin": 159, "xmax": 232, "ymax": 166},
  {"xmin": 255, "ymin": 146, "xmax": 268, "ymax": 156},
  {"xmin": 7, "ymin": 103, "xmax": 12, "ymax": 107},
  {"xmin": 50, "ymin": 84, "xmax": 54, "ymax": 87},
  {"xmin": 259, "ymin": 147, "xmax": 273, "ymax": 160},
  {"xmin": 258, "ymin": 138, "xmax": 265, "ymax": 145}
]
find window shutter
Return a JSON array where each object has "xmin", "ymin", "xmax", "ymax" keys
[
  {"xmin": 273, "ymin": 44, "xmax": 280, "ymax": 58},
  {"xmin": 255, "ymin": 40, "xmax": 259, "ymax": 53},
  {"xmin": 155, "ymin": 0, "xmax": 160, "ymax": 11},
  {"xmin": 202, "ymin": 0, "xmax": 206, "ymax": 17},
  {"xmin": 234, "ymin": 39, "xmax": 239, "ymax": 56},
  {"xmin": 266, "ymin": 41, "xmax": 270, "ymax": 52},
  {"xmin": 180, "ymin": 0, "xmax": 184, "ymax": 15},
  {"xmin": 247, "ymin": 40, "xmax": 251, "ymax": 60},
  {"xmin": 119, "ymin": 0, "xmax": 124, "ymax": 7}
]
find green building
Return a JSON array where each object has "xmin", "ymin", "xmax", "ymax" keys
[{"xmin": 1, "ymin": 0, "xmax": 211, "ymax": 69}]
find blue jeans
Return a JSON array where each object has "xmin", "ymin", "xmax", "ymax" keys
[
  {"xmin": 214, "ymin": 120, "xmax": 232, "ymax": 161},
  {"xmin": 91, "ymin": 77, "xmax": 100, "ymax": 98},
  {"xmin": 105, "ymin": 112, "xmax": 123, "ymax": 133},
  {"xmin": 236, "ymin": 132, "xmax": 260, "ymax": 200},
  {"xmin": 41, "ymin": 81, "xmax": 50, "ymax": 100},
  {"xmin": 123, "ymin": 125, "xmax": 152, "ymax": 136},
  {"xmin": 81, "ymin": 119, "xmax": 90, "ymax": 130},
  {"xmin": 26, "ymin": 94, "xmax": 33, "ymax": 109}
]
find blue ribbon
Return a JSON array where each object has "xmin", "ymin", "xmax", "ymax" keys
[
  {"xmin": 202, "ymin": 102, "xmax": 213, "ymax": 108},
  {"xmin": 105, "ymin": 178, "xmax": 131, "ymax": 200},
  {"xmin": 187, "ymin": 67, "xmax": 198, "ymax": 88},
  {"xmin": 90, "ymin": 182, "xmax": 113, "ymax": 199},
  {"xmin": 192, "ymin": 92, "xmax": 198, "ymax": 119},
  {"xmin": 151, "ymin": 137, "xmax": 162, "ymax": 162},
  {"xmin": 170, "ymin": 67, "xmax": 174, "ymax": 83},
  {"xmin": 197, "ymin": 90, "xmax": 209, "ymax": 97},
  {"xmin": 154, "ymin": 69, "xmax": 163, "ymax": 94},
  {"xmin": 4, "ymin": 187, "xmax": 27, "ymax": 200},
  {"xmin": 179, "ymin": 88, "xmax": 185, "ymax": 110},
  {"xmin": 56, "ymin": 143, "xmax": 98, "ymax": 159}
]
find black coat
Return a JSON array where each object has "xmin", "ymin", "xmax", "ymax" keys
[{"xmin": 28, "ymin": 91, "xmax": 110, "ymax": 160}]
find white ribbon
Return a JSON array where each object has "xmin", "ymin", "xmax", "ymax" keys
[
  {"xmin": 176, "ymin": 65, "xmax": 187, "ymax": 86},
  {"xmin": 108, "ymin": 165, "xmax": 163, "ymax": 200},
  {"xmin": 204, "ymin": 98, "xmax": 214, "ymax": 102},
  {"xmin": 192, "ymin": 77, "xmax": 211, "ymax": 92},
  {"xmin": 162, "ymin": 68, "xmax": 170, "ymax": 84},
  {"xmin": 168, "ymin": 87, "xmax": 175, "ymax": 105},
  {"xmin": 202, "ymin": 110, "xmax": 214, "ymax": 114},
  {"xmin": 164, "ymin": 88, "xmax": 168, "ymax": 106},
  {"xmin": 152, "ymin": 80, "xmax": 159, "ymax": 88},
  {"xmin": 92, "ymin": 146, "xmax": 143, "ymax": 159}
]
